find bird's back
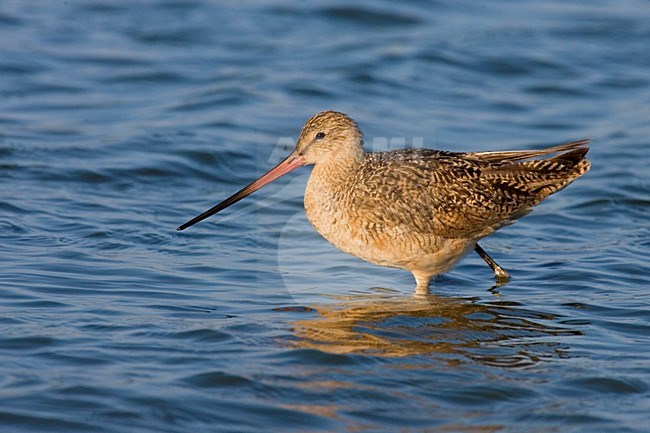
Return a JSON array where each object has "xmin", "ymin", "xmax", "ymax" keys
[{"xmin": 350, "ymin": 139, "xmax": 590, "ymax": 240}]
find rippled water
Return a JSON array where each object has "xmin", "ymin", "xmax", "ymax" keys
[{"xmin": 1, "ymin": 1, "xmax": 649, "ymax": 432}]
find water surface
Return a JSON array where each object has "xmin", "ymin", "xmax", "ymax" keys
[{"xmin": 1, "ymin": 1, "xmax": 648, "ymax": 432}]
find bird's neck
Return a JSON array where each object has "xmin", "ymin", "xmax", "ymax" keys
[{"xmin": 315, "ymin": 145, "xmax": 364, "ymax": 182}]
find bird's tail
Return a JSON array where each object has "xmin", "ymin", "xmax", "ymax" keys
[
  {"xmin": 472, "ymin": 139, "xmax": 591, "ymax": 205},
  {"xmin": 467, "ymin": 138, "xmax": 590, "ymax": 163},
  {"xmin": 517, "ymin": 146, "xmax": 591, "ymax": 199}
]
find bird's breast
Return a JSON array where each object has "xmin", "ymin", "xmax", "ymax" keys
[
  {"xmin": 304, "ymin": 167, "xmax": 351, "ymax": 241},
  {"xmin": 303, "ymin": 165, "xmax": 403, "ymax": 267}
]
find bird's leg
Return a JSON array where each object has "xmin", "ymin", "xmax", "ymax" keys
[
  {"xmin": 412, "ymin": 272, "xmax": 431, "ymax": 296},
  {"xmin": 474, "ymin": 243, "xmax": 510, "ymax": 284}
]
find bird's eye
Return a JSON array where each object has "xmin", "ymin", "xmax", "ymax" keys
[{"xmin": 315, "ymin": 132, "xmax": 326, "ymax": 140}]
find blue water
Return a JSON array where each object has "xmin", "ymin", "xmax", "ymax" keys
[{"xmin": 1, "ymin": 1, "xmax": 649, "ymax": 432}]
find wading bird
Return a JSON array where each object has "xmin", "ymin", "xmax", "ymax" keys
[{"xmin": 178, "ymin": 111, "xmax": 590, "ymax": 293}]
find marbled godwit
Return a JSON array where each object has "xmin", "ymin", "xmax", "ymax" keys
[{"xmin": 178, "ymin": 111, "xmax": 590, "ymax": 292}]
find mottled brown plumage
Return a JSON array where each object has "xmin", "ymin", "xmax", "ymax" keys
[{"xmin": 179, "ymin": 111, "xmax": 590, "ymax": 293}]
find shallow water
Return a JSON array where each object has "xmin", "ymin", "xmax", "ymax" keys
[{"xmin": 1, "ymin": 1, "xmax": 649, "ymax": 432}]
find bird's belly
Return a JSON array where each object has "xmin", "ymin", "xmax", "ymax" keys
[{"xmin": 304, "ymin": 202, "xmax": 473, "ymax": 276}]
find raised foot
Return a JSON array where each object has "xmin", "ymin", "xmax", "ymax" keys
[
  {"xmin": 493, "ymin": 267, "xmax": 511, "ymax": 287},
  {"xmin": 474, "ymin": 243, "xmax": 511, "ymax": 287}
]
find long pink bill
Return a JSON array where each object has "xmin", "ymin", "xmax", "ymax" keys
[{"xmin": 177, "ymin": 151, "xmax": 305, "ymax": 231}]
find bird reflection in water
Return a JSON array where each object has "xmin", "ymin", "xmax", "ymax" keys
[{"xmin": 290, "ymin": 292, "xmax": 583, "ymax": 367}]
